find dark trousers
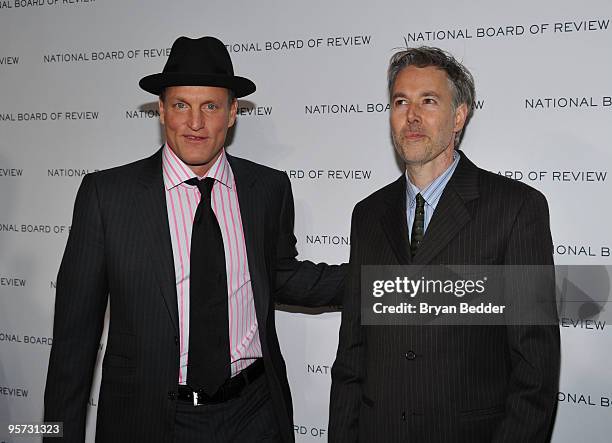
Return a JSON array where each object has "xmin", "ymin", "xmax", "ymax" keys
[{"xmin": 173, "ymin": 375, "xmax": 281, "ymax": 442}]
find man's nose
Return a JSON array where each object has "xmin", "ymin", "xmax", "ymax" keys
[
  {"xmin": 406, "ymin": 103, "xmax": 421, "ymax": 123},
  {"xmin": 188, "ymin": 110, "xmax": 205, "ymax": 130}
]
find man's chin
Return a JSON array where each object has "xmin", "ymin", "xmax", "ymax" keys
[
  {"xmin": 397, "ymin": 147, "xmax": 431, "ymax": 165},
  {"xmin": 185, "ymin": 159, "xmax": 215, "ymax": 168},
  {"xmin": 182, "ymin": 150, "xmax": 223, "ymax": 168}
]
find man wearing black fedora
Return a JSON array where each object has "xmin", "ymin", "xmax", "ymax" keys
[{"xmin": 44, "ymin": 36, "xmax": 345, "ymax": 442}]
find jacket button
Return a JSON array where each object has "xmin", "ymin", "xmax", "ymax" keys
[
  {"xmin": 405, "ymin": 351, "xmax": 416, "ymax": 360},
  {"xmin": 168, "ymin": 391, "xmax": 176, "ymax": 400},
  {"xmin": 174, "ymin": 336, "xmax": 179, "ymax": 345}
]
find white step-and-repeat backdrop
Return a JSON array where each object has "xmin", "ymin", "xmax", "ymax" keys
[{"xmin": 1, "ymin": 0, "xmax": 611, "ymax": 441}]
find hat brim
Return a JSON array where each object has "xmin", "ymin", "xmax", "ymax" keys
[{"xmin": 139, "ymin": 72, "xmax": 256, "ymax": 98}]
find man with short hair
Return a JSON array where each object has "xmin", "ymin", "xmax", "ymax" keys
[
  {"xmin": 329, "ymin": 46, "xmax": 560, "ymax": 442},
  {"xmin": 44, "ymin": 36, "xmax": 344, "ymax": 443}
]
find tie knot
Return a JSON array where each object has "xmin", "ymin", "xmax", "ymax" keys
[
  {"xmin": 186, "ymin": 177, "xmax": 215, "ymax": 200},
  {"xmin": 415, "ymin": 193, "xmax": 425, "ymax": 208}
]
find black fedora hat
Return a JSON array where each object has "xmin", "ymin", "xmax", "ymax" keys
[{"xmin": 139, "ymin": 36, "xmax": 256, "ymax": 98}]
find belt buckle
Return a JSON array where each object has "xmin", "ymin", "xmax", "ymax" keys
[{"xmin": 192, "ymin": 391, "xmax": 199, "ymax": 407}]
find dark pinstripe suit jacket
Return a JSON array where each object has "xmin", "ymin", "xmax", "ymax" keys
[
  {"xmin": 44, "ymin": 149, "xmax": 345, "ymax": 443},
  {"xmin": 329, "ymin": 151, "xmax": 560, "ymax": 443}
]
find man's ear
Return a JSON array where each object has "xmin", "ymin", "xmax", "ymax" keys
[
  {"xmin": 453, "ymin": 103, "xmax": 468, "ymax": 133},
  {"xmin": 228, "ymin": 98, "xmax": 238, "ymax": 128},
  {"xmin": 158, "ymin": 98, "xmax": 166, "ymax": 126}
]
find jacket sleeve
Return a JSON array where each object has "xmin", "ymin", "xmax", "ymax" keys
[
  {"xmin": 273, "ymin": 173, "xmax": 346, "ymax": 307},
  {"xmin": 328, "ymin": 205, "xmax": 363, "ymax": 442},
  {"xmin": 44, "ymin": 174, "xmax": 109, "ymax": 443},
  {"xmin": 493, "ymin": 189, "xmax": 560, "ymax": 442}
]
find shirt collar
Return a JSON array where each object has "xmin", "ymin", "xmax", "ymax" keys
[
  {"xmin": 405, "ymin": 150, "xmax": 459, "ymax": 208},
  {"xmin": 162, "ymin": 144, "xmax": 233, "ymax": 191}
]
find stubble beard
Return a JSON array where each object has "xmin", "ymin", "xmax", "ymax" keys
[
  {"xmin": 392, "ymin": 128, "xmax": 434, "ymax": 168},
  {"xmin": 392, "ymin": 125, "xmax": 455, "ymax": 170}
]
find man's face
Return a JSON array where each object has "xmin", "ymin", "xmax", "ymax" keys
[
  {"xmin": 159, "ymin": 85, "xmax": 237, "ymax": 176},
  {"xmin": 390, "ymin": 65, "xmax": 467, "ymax": 169}
]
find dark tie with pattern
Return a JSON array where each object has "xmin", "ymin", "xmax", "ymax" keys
[
  {"xmin": 410, "ymin": 193, "xmax": 425, "ymax": 258},
  {"xmin": 186, "ymin": 177, "xmax": 230, "ymax": 395}
]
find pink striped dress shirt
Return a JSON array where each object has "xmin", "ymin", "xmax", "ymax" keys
[{"xmin": 161, "ymin": 145, "xmax": 262, "ymax": 384}]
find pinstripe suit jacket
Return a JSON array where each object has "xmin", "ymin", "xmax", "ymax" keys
[
  {"xmin": 329, "ymin": 151, "xmax": 560, "ymax": 442},
  {"xmin": 44, "ymin": 149, "xmax": 345, "ymax": 443}
]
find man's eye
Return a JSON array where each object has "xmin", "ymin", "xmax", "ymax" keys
[
  {"xmin": 174, "ymin": 103, "xmax": 187, "ymax": 109},
  {"xmin": 394, "ymin": 99, "xmax": 408, "ymax": 106},
  {"xmin": 206, "ymin": 103, "xmax": 218, "ymax": 110},
  {"xmin": 423, "ymin": 98, "xmax": 437, "ymax": 104}
]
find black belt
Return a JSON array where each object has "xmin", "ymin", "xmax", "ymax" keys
[{"xmin": 177, "ymin": 359, "xmax": 264, "ymax": 405}]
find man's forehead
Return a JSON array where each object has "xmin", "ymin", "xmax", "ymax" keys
[
  {"xmin": 163, "ymin": 85, "xmax": 232, "ymax": 98},
  {"xmin": 393, "ymin": 66, "xmax": 452, "ymax": 93},
  {"xmin": 397, "ymin": 65, "xmax": 449, "ymax": 81}
]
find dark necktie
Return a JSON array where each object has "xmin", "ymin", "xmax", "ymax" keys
[
  {"xmin": 186, "ymin": 177, "xmax": 230, "ymax": 395},
  {"xmin": 410, "ymin": 193, "xmax": 425, "ymax": 258}
]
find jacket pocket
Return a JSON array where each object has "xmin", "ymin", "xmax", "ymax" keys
[
  {"xmin": 361, "ymin": 394, "xmax": 374, "ymax": 408},
  {"xmin": 103, "ymin": 332, "xmax": 136, "ymax": 368},
  {"xmin": 459, "ymin": 404, "xmax": 505, "ymax": 419}
]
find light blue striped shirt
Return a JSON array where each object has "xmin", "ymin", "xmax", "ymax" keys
[{"xmin": 406, "ymin": 150, "xmax": 460, "ymax": 242}]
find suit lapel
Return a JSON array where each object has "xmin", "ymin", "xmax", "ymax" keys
[
  {"xmin": 412, "ymin": 151, "xmax": 480, "ymax": 264},
  {"xmin": 134, "ymin": 149, "xmax": 179, "ymax": 334},
  {"xmin": 380, "ymin": 175, "xmax": 412, "ymax": 265},
  {"xmin": 227, "ymin": 155, "xmax": 269, "ymax": 325}
]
